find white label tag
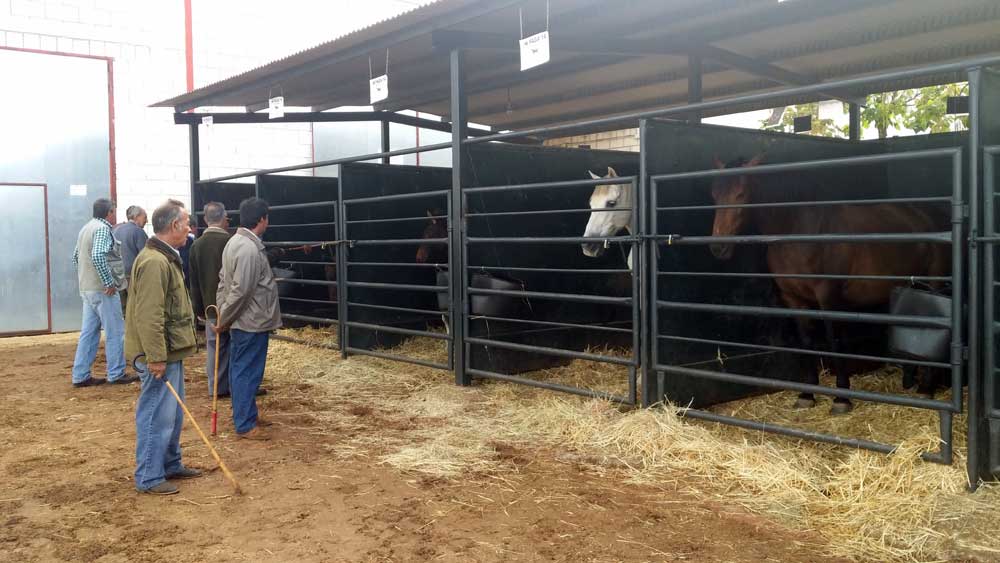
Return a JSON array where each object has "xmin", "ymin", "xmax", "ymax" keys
[
  {"xmin": 70, "ymin": 184, "xmax": 87, "ymax": 196},
  {"xmin": 369, "ymin": 75, "xmax": 389, "ymax": 104},
  {"xmin": 520, "ymin": 31, "xmax": 550, "ymax": 71},
  {"xmin": 268, "ymin": 96, "xmax": 285, "ymax": 119},
  {"xmin": 201, "ymin": 115, "xmax": 214, "ymax": 127}
]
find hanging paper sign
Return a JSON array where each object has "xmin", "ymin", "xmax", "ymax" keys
[
  {"xmin": 268, "ymin": 96, "xmax": 285, "ymax": 119},
  {"xmin": 70, "ymin": 184, "xmax": 87, "ymax": 197},
  {"xmin": 201, "ymin": 115, "xmax": 214, "ymax": 127},
  {"xmin": 370, "ymin": 75, "xmax": 389, "ymax": 104},
  {"xmin": 519, "ymin": 31, "xmax": 550, "ymax": 71}
]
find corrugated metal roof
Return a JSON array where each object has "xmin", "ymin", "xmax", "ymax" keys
[{"xmin": 155, "ymin": 0, "xmax": 1000, "ymax": 130}]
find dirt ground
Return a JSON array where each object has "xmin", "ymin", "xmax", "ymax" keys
[{"xmin": 0, "ymin": 333, "xmax": 852, "ymax": 563}]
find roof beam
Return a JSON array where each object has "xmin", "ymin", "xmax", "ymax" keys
[
  {"xmin": 431, "ymin": 30, "xmax": 862, "ymax": 106},
  {"xmin": 169, "ymin": 0, "xmax": 527, "ymax": 112}
]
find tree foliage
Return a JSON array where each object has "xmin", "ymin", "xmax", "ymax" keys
[{"xmin": 763, "ymin": 83, "xmax": 968, "ymax": 139}]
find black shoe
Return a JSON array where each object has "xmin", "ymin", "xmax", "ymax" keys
[
  {"xmin": 110, "ymin": 375, "xmax": 140, "ymax": 385},
  {"xmin": 166, "ymin": 467, "xmax": 203, "ymax": 480},
  {"xmin": 137, "ymin": 482, "xmax": 179, "ymax": 495},
  {"xmin": 256, "ymin": 388, "xmax": 268, "ymax": 397},
  {"xmin": 73, "ymin": 377, "xmax": 107, "ymax": 388}
]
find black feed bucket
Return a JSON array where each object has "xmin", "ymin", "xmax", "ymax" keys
[
  {"xmin": 888, "ymin": 286, "xmax": 951, "ymax": 361},
  {"xmin": 436, "ymin": 270, "xmax": 523, "ymax": 316}
]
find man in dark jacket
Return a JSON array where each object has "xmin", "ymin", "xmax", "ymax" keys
[
  {"xmin": 125, "ymin": 200, "xmax": 202, "ymax": 495},
  {"xmin": 189, "ymin": 202, "xmax": 232, "ymax": 398},
  {"xmin": 113, "ymin": 205, "xmax": 148, "ymax": 314}
]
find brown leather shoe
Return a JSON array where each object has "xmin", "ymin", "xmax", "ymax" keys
[
  {"xmin": 236, "ymin": 427, "xmax": 270, "ymax": 441},
  {"xmin": 256, "ymin": 416, "xmax": 274, "ymax": 427}
]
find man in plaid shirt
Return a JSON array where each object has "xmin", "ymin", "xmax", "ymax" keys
[{"xmin": 71, "ymin": 198, "xmax": 140, "ymax": 387}]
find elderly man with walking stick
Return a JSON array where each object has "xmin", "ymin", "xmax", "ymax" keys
[
  {"xmin": 125, "ymin": 200, "xmax": 203, "ymax": 495},
  {"xmin": 215, "ymin": 197, "xmax": 281, "ymax": 441}
]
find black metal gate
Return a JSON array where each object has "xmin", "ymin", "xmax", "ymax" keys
[
  {"xmin": 648, "ymin": 148, "xmax": 965, "ymax": 463},
  {"xmin": 461, "ymin": 176, "xmax": 641, "ymax": 404},
  {"xmin": 338, "ymin": 187, "xmax": 454, "ymax": 370},
  {"xmin": 981, "ymin": 144, "xmax": 1000, "ymax": 476}
]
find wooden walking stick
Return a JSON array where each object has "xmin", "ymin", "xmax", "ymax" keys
[
  {"xmin": 163, "ymin": 379, "xmax": 242, "ymax": 495},
  {"xmin": 206, "ymin": 305, "xmax": 221, "ymax": 436}
]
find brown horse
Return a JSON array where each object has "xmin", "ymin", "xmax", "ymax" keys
[
  {"xmin": 416, "ymin": 209, "xmax": 448, "ymax": 265},
  {"xmin": 709, "ymin": 155, "xmax": 950, "ymax": 414}
]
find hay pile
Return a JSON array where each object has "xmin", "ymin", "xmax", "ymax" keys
[{"xmin": 266, "ymin": 327, "xmax": 1000, "ymax": 562}]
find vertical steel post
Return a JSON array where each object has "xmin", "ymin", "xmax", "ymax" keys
[
  {"xmin": 986, "ymin": 151, "xmax": 999, "ymax": 473},
  {"xmin": 188, "ymin": 123, "xmax": 200, "ymax": 209},
  {"xmin": 450, "ymin": 49, "xmax": 470, "ymax": 386},
  {"xmin": 849, "ymin": 102, "xmax": 861, "ymax": 141},
  {"xmin": 639, "ymin": 119, "xmax": 658, "ymax": 406},
  {"xmin": 336, "ymin": 172, "xmax": 348, "ymax": 357},
  {"xmin": 967, "ymin": 67, "xmax": 983, "ymax": 488},
  {"xmin": 687, "ymin": 55, "xmax": 703, "ymax": 124},
  {"xmin": 381, "ymin": 118, "xmax": 391, "ymax": 165}
]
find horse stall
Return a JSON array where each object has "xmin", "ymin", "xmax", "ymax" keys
[
  {"xmin": 460, "ymin": 143, "xmax": 641, "ymax": 403},
  {"xmin": 644, "ymin": 118, "xmax": 967, "ymax": 460},
  {"xmin": 336, "ymin": 162, "xmax": 454, "ymax": 368}
]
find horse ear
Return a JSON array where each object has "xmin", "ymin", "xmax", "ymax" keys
[
  {"xmin": 588, "ymin": 170, "xmax": 601, "ymax": 180},
  {"xmin": 745, "ymin": 153, "xmax": 765, "ymax": 167},
  {"xmin": 426, "ymin": 209, "xmax": 434, "ymax": 217},
  {"xmin": 713, "ymin": 156, "xmax": 725, "ymax": 169},
  {"xmin": 606, "ymin": 166, "xmax": 618, "ymax": 178}
]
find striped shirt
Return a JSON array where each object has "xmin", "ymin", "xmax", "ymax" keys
[{"xmin": 73, "ymin": 218, "xmax": 115, "ymax": 288}]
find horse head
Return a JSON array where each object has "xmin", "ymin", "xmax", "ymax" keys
[
  {"xmin": 709, "ymin": 154, "xmax": 763, "ymax": 260},
  {"xmin": 416, "ymin": 208, "xmax": 448, "ymax": 264},
  {"xmin": 582, "ymin": 167, "xmax": 632, "ymax": 262}
]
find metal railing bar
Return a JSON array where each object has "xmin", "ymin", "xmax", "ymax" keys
[
  {"xmin": 467, "ymin": 207, "xmax": 633, "ymax": 218},
  {"xmin": 657, "ymin": 300, "xmax": 951, "ymax": 328},
  {"xmin": 469, "ymin": 368, "xmax": 632, "ymax": 405},
  {"xmin": 469, "ymin": 287, "xmax": 632, "ymax": 306},
  {"xmin": 280, "ymin": 313, "xmax": 338, "ymax": 325},
  {"xmin": 657, "ymin": 196, "xmax": 951, "ymax": 212},
  {"xmin": 650, "ymin": 148, "xmax": 959, "ymax": 183},
  {"xmin": 679, "ymin": 408, "xmax": 897, "ymax": 454},
  {"xmin": 469, "ymin": 314, "xmax": 633, "ymax": 334},
  {"xmin": 346, "ymin": 281, "xmax": 447, "ymax": 293},
  {"xmin": 657, "ymin": 271, "xmax": 951, "ymax": 283},
  {"xmin": 268, "ymin": 221, "xmax": 337, "ymax": 229},
  {"xmin": 467, "ymin": 236, "xmax": 637, "ymax": 244},
  {"xmin": 268, "ymin": 201, "xmax": 337, "ymax": 211},
  {"xmin": 466, "ymin": 337, "xmax": 635, "ymax": 366},
  {"xmin": 279, "ymin": 296, "xmax": 337, "ymax": 306},
  {"xmin": 280, "ymin": 260, "xmax": 337, "ymax": 266},
  {"xmin": 347, "ymin": 261, "xmax": 444, "ymax": 268},
  {"xmin": 469, "ymin": 265, "xmax": 631, "ymax": 274},
  {"xmin": 346, "ymin": 215, "xmax": 446, "ymax": 225},
  {"xmin": 352, "ymin": 238, "xmax": 447, "ymax": 246},
  {"xmin": 265, "ymin": 241, "xmax": 340, "ymax": 247},
  {"xmin": 276, "ymin": 278, "xmax": 337, "ymax": 287},
  {"xmin": 656, "ymin": 364, "xmax": 956, "ymax": 411},
  {"xmin": 655, "ymin": 232, "xmax": 952, "ymax": 245},
  {"xmin": 346, "ymin": 347, "xmax": 450, "ymax": 371},
  {"xmin": 657, "ymin": 334, "xmax": 951, "ymax": 369},
  {"xmin": 345, "ymin": 321, "xmax": 451, "ymax": 340},
  {"xmin": 464, "ymin": 176, "xmax": 637, "ymax": 195},
  {"xmin": 349, "ymin": 302, "xmax": 448, "ymax": 317},
  {"xmin": 344, "ymin": 189, "xmax": 450, "ymax": 205}
]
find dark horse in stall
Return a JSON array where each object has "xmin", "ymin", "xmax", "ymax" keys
[
  {"xmin": 709, "ymin": 155, "xmax": 950, "ymax": 414},
  {"xmin": 416, "ymin": 209, "xmax": 448, "ymax": 265}
]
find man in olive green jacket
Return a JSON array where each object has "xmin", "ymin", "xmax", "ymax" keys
[{"xmin": 125, "ymin": 201, "xmax": 202, "ymax": 495}]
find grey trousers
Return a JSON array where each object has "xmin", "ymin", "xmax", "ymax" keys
[{"xmin": 205, "ymin": 320, "xmax": 231, "ymax": 397}]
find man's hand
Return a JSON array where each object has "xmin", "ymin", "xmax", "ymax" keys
[
  {"xmin": 212, "ymin": 324, "xmax": 228, "ymax": 335},
  {"xmin": 147, "ymin": 362, "xmax": 167, "ymax": 379},
  {"xmin": 104, "ymin": 286, "xmax": 117, "ymax": 296}
]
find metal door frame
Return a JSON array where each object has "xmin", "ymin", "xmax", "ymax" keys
[{"xmin": 0, "ymin": 182, "xmax": 52, "ymax": 336}]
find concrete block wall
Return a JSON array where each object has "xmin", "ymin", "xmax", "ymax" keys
[{"xmin": 0, "ymin": 0, "xmax": 314, "ymax": 223}]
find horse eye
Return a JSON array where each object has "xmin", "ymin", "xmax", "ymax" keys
[{"xmin": 605, "ymin": 200, "xmax": 618, "ymax": 208}]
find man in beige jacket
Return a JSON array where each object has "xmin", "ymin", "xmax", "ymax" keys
[{"xmin": 215, "ymin": 197, "xmax": 281, "ymax": 440}]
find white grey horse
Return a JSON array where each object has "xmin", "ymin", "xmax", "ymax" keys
[{"xmin": 581, "ymin": 167, "xmax": 633, "ymax": 269}]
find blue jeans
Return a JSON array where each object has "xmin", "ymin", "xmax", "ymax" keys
[
  {"xmin": 134, "ymin": 360, "xmax": 185, "ymax": 490},
  {"xmin": 72, "ymin": 290, "xmax": 126, "ymax": 384},
  {"xmin": 229, "ymin": 330, "xmax": 269, "ymax": 434},
  {"xmin": 206, "ymin": 320, "xmax": 231, "ymax": 397}
]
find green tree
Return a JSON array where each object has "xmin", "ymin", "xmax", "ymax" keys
[{"xmin": 761, "ymin": 83, "xmax": 968, "ymax": 139}]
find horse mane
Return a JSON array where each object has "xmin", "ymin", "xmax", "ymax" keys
[{"xmin": 722, "ymin": 157, "xmax": 808, "ymax": 204}]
